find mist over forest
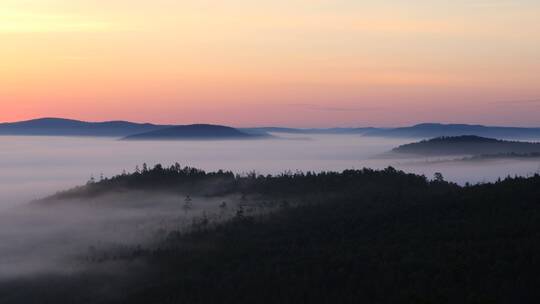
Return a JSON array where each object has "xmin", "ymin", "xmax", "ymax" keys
[
  {"xmin": 1, "ymin": 132, "xmax": 540, "ymax": 303},
  {"xmin": 1, "ymin": 162, "xmax": 540, "ymax": 303},
  {"xmin": 2, "ymin": 134, "xmax": 540, "ymax": 208},
  {"xmin": 3, "ymin": 0, "xmax": 540, "ymax": 301}
]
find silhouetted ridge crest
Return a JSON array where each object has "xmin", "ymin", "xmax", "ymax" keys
[
  {"xmin": 392, "ymin": 135, "xmax": 540, "ymax": 156},
  {"xmin": 123, "ymin": 124, "xmax": 263, "ymax": 140},
  {"xmin": 363, "ymin": 123, "xmax": 540, "ymax": 139},
  {"xmin": 0, "ymin": 117, "xmax": 167, "ymax": 137}
]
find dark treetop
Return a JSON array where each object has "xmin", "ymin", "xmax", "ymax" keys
[{"xmin": 10, "ymin": 164, "xmax": 540, "ymax": 304}]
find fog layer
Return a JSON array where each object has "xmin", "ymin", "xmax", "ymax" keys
[
  {"xmin": 0, "ymin": 192, "xmax": 239, "ymax": 280},
  {"xmin": 0, "ymin": 134, "xmax": 539, "ymax": 280},
  {"xmin": 1, "ymin": 134, "xmax": 540, "ymax": 208}
]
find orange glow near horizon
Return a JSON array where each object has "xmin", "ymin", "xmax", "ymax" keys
[{"xmin": 1, "ymin": 0, "xmax": 539, "ymax": 127}]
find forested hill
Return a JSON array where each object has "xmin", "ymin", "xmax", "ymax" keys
[
  {"xmin": 364, "ymin": 123, "xmax": 540, "ymax": 139},
  {"xmin": 45, "ymin": 164, "xmax": 431, "ymax": 201},
  {"xmin": 20, "ymin": 165, "xmax": 540, "ymax": 303},
  {"xmin": 392, "ymin": 135, "xmax": 540, "ymax": 156},
  {"xmin": 122, "ymin": 124, "xmax": 266, "ymax": 140}
]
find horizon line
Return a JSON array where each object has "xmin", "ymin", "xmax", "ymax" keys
[{"xmin": 2, "ymin": 116, "xmax": 540, "ymax": 129}]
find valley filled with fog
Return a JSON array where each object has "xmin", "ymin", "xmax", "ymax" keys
[
  {"xmin": 1, "ymin": 133, "xmax": 540, "ymax": 290},
  {"xmin": 1, "ymin": 133, "xmax": 540, "ymax": 208}
]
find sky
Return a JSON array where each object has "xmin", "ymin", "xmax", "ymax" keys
[{"xmin": 0, "ymin": 0, "xmax": 539, "ymax": 127}]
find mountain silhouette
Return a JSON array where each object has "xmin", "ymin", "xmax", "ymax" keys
[
  {"xmin": 364, "ymin": 123, "xmax": 540, "ymax": 139},
  {"xmin": 0, "ymin": 118, "xmax": 168, "ymax": 137},
  {"xmin": 392, "ymin": 135, "xmax": 540, "ymax": 156},
  {"xmin": 3, "ymin": 118, "xmax": 540, "ymax": 140},
  {"xmin": 123, "ymin": 124, "xmax": 265, "ymax": 140}
]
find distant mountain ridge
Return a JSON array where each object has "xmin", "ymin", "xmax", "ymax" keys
[
  {"xmin": 123, "ymin": 124, "xmax": 266, "ymax": 140},
  {"xmin": 2, "ymin": 118, "xmax": 540, "ymax": 140},
  {"xmin": 364, "ymin": 123, "xmax": 540, "ymax": 139},
  {"xmin": 0, "ymin": 118, "xmax": 168, "ymax": 137},
  {"xmin": 0, "ymin": 118, "xmax": 268, "ymax": 139},
  {"xmin": 246, "ymin": 123, "xmax": 540, "ymax": 138},
  {"xmin": 392, "ymin": 135, "xmax": 540, "ymax": 156}
]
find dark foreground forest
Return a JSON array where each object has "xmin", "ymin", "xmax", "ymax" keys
[{"xmin": 2, "ymin": 164, "xmax": 540, "ymax": 303}]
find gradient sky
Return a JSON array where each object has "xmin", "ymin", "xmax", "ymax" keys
[{"xmin": 1, "ymin": 0, "xmax": 539, "ymax": 127}]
